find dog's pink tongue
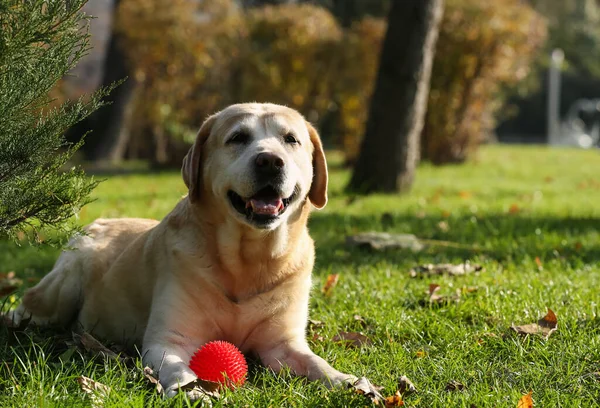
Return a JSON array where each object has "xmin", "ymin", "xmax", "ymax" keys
[{"xmin": 249, "ymin": 198, "xmax": 283, "ymax": 215}]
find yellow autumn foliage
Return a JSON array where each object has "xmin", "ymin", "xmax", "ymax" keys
[{"xmin": 235, "ymin": 4, "xmax": 342, "ymax": 123}]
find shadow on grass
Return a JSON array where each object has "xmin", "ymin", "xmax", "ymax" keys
[
  {"xmin": 2, "ymin": 210, "xmax": 598, "ymax": 289},
  {"xmin": 309, "ymin": 211, "xmax": 600, "ymax": 269}
]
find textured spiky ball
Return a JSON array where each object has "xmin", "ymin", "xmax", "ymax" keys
[{"xmin": 189, "ymin": 340, "xmax": 248, "ymax": 389}]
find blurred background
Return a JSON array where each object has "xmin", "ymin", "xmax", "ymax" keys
[{"xmin": 61, "ymin": 0, "xmax": 600, "ymax": 169}]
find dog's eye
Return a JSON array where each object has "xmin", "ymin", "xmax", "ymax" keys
[
  {"xmin": 227, "ymin": 131, "xmax": 250, "ymax": 145},
  {"xmin": 284, "ymin": 133, "xmax": 299, "ymax": 145}
]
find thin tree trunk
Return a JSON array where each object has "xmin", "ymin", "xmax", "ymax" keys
[
  {"xmin": 80, "ymin": 0, "xmax": 136, "ymax": 162},
  {"xmin": 348, "ymin": 0, "xmax": 444, "ymax": 193}
]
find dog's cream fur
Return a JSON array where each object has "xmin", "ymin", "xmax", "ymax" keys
[{"xmin": 10, "ymin": 103, "xmax": 356, "ymax": 399}]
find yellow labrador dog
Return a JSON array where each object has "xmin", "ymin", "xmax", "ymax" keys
[{"xmin": 10, "ymin": 103, "xmax": 356, "ymax": 399}]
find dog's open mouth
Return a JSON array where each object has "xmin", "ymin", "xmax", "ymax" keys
[{"xmin": 228, "ymin": 186, "xmax": 295, "ymax": 224}]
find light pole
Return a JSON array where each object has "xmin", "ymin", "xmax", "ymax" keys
[{"xmin": 547, "ymin": 48, "xmax": 564, "ymax": 145}]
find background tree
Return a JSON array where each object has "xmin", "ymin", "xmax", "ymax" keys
[
  {"xmin": 78, "ymin": 0, "xmax": 134, "ymax": 162},
  {"xmin": 0, "ymin": 0, "xmax": 110, "ymax": 242},
  {"xmin": 348, "ymin": 0, "xmax": 444, "ymax": 193}
]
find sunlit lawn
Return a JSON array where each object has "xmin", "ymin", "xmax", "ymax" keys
[{"xmin": 1, "ymin": 145, "xmax": 600, "ymax": 407}]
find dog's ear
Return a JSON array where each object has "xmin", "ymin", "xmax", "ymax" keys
[
  {"xmin": 306, "ymin": 121, "xmax": 328, "ymax": 209},
  {"xmin": 182, "ymin": 114, "xmax": 217, "ymax": 203}
]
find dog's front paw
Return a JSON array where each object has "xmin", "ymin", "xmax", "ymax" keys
[{"xmin": 329, "ymin": 373, "xmax": 359, "ymax": 389}]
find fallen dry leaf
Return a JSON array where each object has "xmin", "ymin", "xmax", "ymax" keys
[
  {"xmin": 425, "ymin": 284, "xmax": 460, "ymax": 304},
  {"xmin": 384, "ymin": 391, "xmax": 404, "ymax": 407},
  {"xmin": 428, "ymin": 284, "xmax": 442, "ymax": 302},
  {"xmin": 509, "ymin": 204, "xmax": 520, "ymax": 214},
  {"xmin": 410, "ymin": 262, "xmax": 483, "ymax": 278},
  {"xmin": 397, "ymin": 375, "xmax": 417, "ymax": 395},
  {"xmin": 322, "ymin": 274, "xmax": 339, "ymax": 296},
  {"xmin": 477, "ymin": 332, "xmax": 498, "ymax": 345},
  {"xmin": 77, "ymin": 376, "xmax": 110, "ymax": 407},
  {"xmin": 73, "ymin": 332, "xmax": 123, "ymax": 361},
  {"xmin": 346, "ymin": 232, "xmax": 424, "ymax": 252},
  {"xmin": 143, "ymin": 366, "xmax": 163, "ymax": 395},
  {"xmin": 190, "ymin": 379, "xmax": 221, "ymax": 396},
  {"xmin": 308, "ymin": 319, "xmax": 324, "ymax": 329},
  {"xmin": 534, "ymin": 257, "xmax": 543, "ymax": 270},
  {"xmin": 511, "ymin": 309, "xmax": 557, "ymax": 339},
  {"xmin": 332, "ymin": 331, "xmax": 372, "ymax": 347},
  {"xmin": 352, "ymin": 377, "xmax": 384, "ymax": 404},
  {"xmin": 353, "ymin": 314, "xmax": 367, "ymax": 328},
  {"xmin": 445, "ymin": 380, "xmax": 465, "ymax": 391},
  {"xmin": 517, "ymin": 391, "xmax": 533, "ymax": 408}
]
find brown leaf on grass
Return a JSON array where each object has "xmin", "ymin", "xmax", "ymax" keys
[
  {"xmin": 574, "ymin": 242, "xmax": 583, "ymax": 251},
  {"xmin": 425, "ymin": 284, "xmax": 460, "ymax": 304},
  {"xmin": 534, "ymin": 257, "xmax": 543, "ymax": 270},
  {"xmin": 308, "ymin": 319, "xmax": 324, "ymax": 329},
  {"xmin": 77, "ymin": 376, "xmax": 110, "ymax": 407},
  {"xmin": 517, "ymin": 391, "xmax": 533, "ymax": 408},
  {"xmin": 445, "ymin": 380, "xmax": 465, "ymax": 391},
  {"xmin": 73, "ymin": 332, "xmax": 123, "ymax": 361},
  {"xmin": 410, "ymin": 262, "xmax": 483, "ymax": 278},
  {"xmin": 142, "ymin": 366, "xmax": 163, "ymax": 395},
  {"xmin": 384, "ymin": 391, "xmax": 404, "ymax": 407},
  {"xmin": 511, "ymin": 309, "xmax": 557, "ymax": 339},
  {"xmin": 352, "ymin": 377, "xmax": 384, "ymax": 404},
  {"xmin": 190, "ymin": 379, "xmax": 221, "ymax": 396},
  {"xmin": 353, "ymin": 314, "xmax": 367, "ymax": 328},
  {"xmin": 477, "ymin": 332, "xmax": 498, "ymax": 345},
  {"xmin": 322, "ymin": 274, "xmax": 339, "ymax": 296},
  {"xmin": 0, "ymin": 271, "xmax": 22, "ymax": 297},
  {"xmin": 397, "ymin": 375, "xmax": 417, "ymax": 395},
  {"xmin": 428, "ymin": 284, "xmax": 442, "ymax": 302},
  {"xmin": 346, "ymin": 232, "xmax": 424, "ymax": 252},
  {"xmin": 332, "ymin": 331, "xmax": 372, "ymax": 347},
  {"xmin": 509, "ymin": 204, "xmax": 520, "ymax": 214}
]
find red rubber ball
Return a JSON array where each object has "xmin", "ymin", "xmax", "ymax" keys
[{"xmin": 189, "ymin": 340, "xmax": 248, "ymax": 388}]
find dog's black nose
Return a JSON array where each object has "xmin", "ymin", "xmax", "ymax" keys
[{"xmin": 254, "ymin": 152, "xmax": 285, "ymax": 176}]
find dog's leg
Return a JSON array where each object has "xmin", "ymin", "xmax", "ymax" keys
[
  {"xmin": 8, "ymin": 248, "xmax": 84, "ymax": 327},
  {"xmin": 258, "ymin": 339, "xmax": 357, "ymax": 387},
  {"xmin": 142, "ymin": 339, "xmax": 214, "ymax": 402}
]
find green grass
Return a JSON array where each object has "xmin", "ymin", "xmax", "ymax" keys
[{"xmin": 1, "ymin": 145, "xmax": 600, "ymax": 407}]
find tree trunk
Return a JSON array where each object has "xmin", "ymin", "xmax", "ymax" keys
[
  {"xmin": 347, "ymin": 0, "xmax": 444, "ymax": 193},
  {"xmin": 80, "ymin": 0, "xmax": 137, "ymax": 162}
]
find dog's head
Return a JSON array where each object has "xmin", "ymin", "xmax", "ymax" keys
[{"xmin": 182, "ymin": 103, "xmax": 327, "ymax": 230}]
